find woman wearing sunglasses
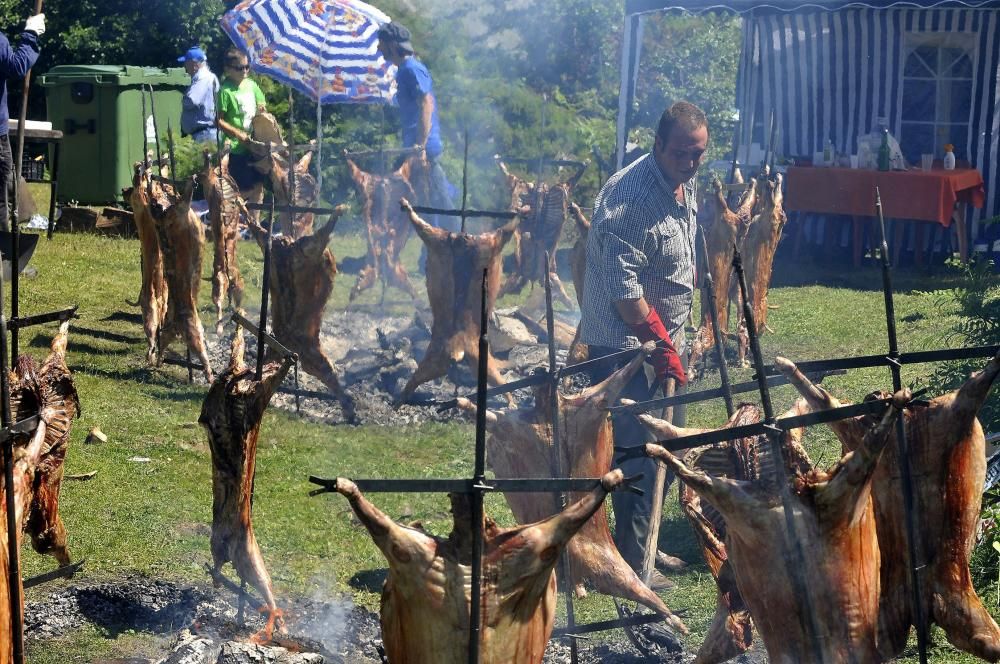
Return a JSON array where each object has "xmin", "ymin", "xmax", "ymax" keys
[{"xmin": 216, "ymin": 47, "xmax": 268, "ymax": 195}]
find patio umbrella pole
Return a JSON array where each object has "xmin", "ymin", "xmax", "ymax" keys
[
  {"xmin": 875, "ymin": 187, "xmax": 929, "ymax": 664},
  {"xmin": 315, "ymin": 97, "xmax": 323, "ymax": 196}
]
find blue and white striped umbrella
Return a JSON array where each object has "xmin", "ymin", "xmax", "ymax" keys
[{"xmin": 221, "ymin": 0, "xmax": 396, "ymax": 104}]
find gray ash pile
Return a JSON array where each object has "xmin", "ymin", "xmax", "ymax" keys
[{"xmin": 206, "ymin": 306, "xmax": 577, "ymax": 427}]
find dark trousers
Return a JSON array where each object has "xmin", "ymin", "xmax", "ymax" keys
[
  {"xmin": 0, "ymin": 134, "xmax": 12, "ymax": 232},
  {"xmin": 589, "ymin": 343, "xmax": 688, "ymax": 571}
]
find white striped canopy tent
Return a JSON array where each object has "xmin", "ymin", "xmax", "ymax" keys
[{"xmin": 617, "ymin": 0, "xmax": 1000, "ymax": 239}]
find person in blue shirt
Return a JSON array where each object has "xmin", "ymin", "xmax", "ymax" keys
[
  {"xmin": 178, "ymin": 46, "xmax": 219, "ymax": 144},
  {"xmin": 0, "ymin": 12, "xmax": 44, "ymax": 232},
  {"xmin": 377, "ymin": 22, "xmax": 456, "ymax": 235}
]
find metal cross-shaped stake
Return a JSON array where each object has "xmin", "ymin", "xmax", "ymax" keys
[{"xmin": 408, "ymin": 130, "xmax": 519, "ymax": 234}]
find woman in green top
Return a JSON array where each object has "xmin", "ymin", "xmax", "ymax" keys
[{"xmin": 216, "ymin": 47, "xmax": 267, "ymax": 194}]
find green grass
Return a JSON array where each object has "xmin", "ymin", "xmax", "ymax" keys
[{"xmin": 13, "ymin": 210, "xmax": 998, "ymax": 662}]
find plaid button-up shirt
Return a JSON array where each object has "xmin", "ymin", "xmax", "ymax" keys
[{"xmin": 579, "ymin": 153, "xmax": 698, "ymax": 351}]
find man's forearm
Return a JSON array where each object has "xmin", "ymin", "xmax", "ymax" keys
[
  {"xmin": 615, "ymin": 298, "xmax": 651, "ymax": 325},
  {"xmin": 417, "ymin": 93, "xmax": 435, "ymax": 147}
]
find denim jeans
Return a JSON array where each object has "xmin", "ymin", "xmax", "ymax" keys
[
  {"xmin": 428, "ymin": 157, "xmax": 458, "ymax": 233},
  {"xmin": 587, "ymin": 340, "xmax": 688, "ymax": 571},
  {"xmin": 190, "ymin": 127, "xmax": 218, "ymax": 144},
  {"xmin": 0, "ymin": 134, "xmax": 13, "ymax": 232}
]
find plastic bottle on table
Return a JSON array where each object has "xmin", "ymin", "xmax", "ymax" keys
[{"xmin": 943, "ymin": 143, "xmax": 956, "ymax": 170}]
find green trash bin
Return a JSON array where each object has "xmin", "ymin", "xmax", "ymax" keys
[{"xmin": 38, "ymin": 65, "xmax": 189, "ymax": 204}]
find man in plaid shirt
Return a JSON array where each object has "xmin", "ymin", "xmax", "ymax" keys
[{"xmin": 580, "ymin": 101, "xmax": 707, "ymax": 587}]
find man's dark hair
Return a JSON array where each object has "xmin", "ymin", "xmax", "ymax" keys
[
  {"xmin": 225, "ymin": 47, "xmax": 248, "ymax": 67},
  {"xmin": 656, "ymin": 101, "xmax": 708, "ymax": 143}
]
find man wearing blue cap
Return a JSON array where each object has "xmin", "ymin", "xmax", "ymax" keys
[
  {"xmin": 377, "ymin": 22, "xmax": 455, "ymax": 235},
  {"xmin": 178, "ymin": 46, "xmax": 219, "ymax": 144}
]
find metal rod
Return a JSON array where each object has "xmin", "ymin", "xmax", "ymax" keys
[
  {"xmin": 147, "ymin": 84, "xmax": 164, "ymax": 174},
  {"xmin": 875, "ymin": 186, "xmax": 929, "ymax": 664},
  {"xmin": 0, "ymin": 259, "xmax": 23, "ymax": 664},
  {"xmin": 765, "ymin": 107, "xmax": 777, "ymax": 173},
  {"xmin": 410, "ymin": 206, "xmax": 517, "ymax": 220},
  {"xmin": 9, "ymin": 305, "xmax": 78, "ymax": 331},
  {"xmin": 256, "ymin": 192, "xmax": 275, "ymax": 381},
  {"xmin": 497, "ymin": 156, "xmax": 586, "ymax": 169},
  {"xmin": 287, "ymin": 93, "xmax": 297, "ymax": 234},
  {"xmin": 141, "ymin": 88, "xmax": 152, "ymax": 200},
  {"xmin": 553, "ymin": 612, "xmax": 665, "ymax": 637},
  {"xmin": 308, "ymin": 476, "xmax": 644, "ymax": 495},
  {"xmin": 166, "ymin": 121, "xmax": 178, "ymax": 183},
  {"xmin": 468, "ymin": 269, "xmax": 489, "ymax": 664},
  {"xmin": 245, "ymin": 202, "xmax": 339, "ymax": 215},
  {"xmin": 461, "ymin": 130, "xmax": 470, "ymax": 234},
  {"xmin": 544, "ymin": 255, "xmax": 578, "ymax": 663},
  {"xmin": 610, "ymin": 368, "xmax": 844, "ymax": 416},
  {"xmin": 733, "ymin": 246, "xmax": 826, "ymax": 664},
  {"xmin": 293, "ymin": 361, "xmax": 301, "ymax": 414},
  {"xmin": 699, "ymin": 232, "xmax": 735, "ymax": 416},
  {"xmin": 22, "ymin": 558, "xmax": 84, "ymax": 589}
]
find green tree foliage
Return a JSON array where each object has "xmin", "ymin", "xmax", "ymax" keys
[{"xmin": 4, "ymin": 0, "xmax": 744, "ymax": 207}]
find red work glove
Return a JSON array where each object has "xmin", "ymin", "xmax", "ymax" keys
[{"xmin": 629, "ymin": 308, "xmax": 687, "ymax": 387}]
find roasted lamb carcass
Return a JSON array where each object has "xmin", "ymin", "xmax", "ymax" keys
[
  {"xmin": 267, "ymin": 150, "xmax": 318, "ymax": 240},
  {"xmin": 0, "ymin": 323, "xmax": 80, "ymax": 663},
  {"xmin": 635, "ymin": 399, "xmax": 813, "ymax": 663},
  {"xmin": 345, "ymin": 156, "xmax": 420, "ymax": 303},
  {"xmin": 200, "ymin": 152, "xmax": 247, "ymax": 336},
  {"xmin": 247, "ymin": 209, "xmax": 357, "ymax": 424},
  {"xmin": 200, "ymin": 323, "xmax": 295, "ymax": 637},
  {"xmin": 566, "ymin": 202, "xmax": 591, "ymax": 365},
  {"xmin": 644, "ymin": 368, "xmax": 909, "ymax": 664},
  {"xmin": 495, "ymin": 160, "xmax": 585, "ymax": 307},
  {"xmin": 456, "ymin": 343, "xmax": 686, "ymax": 631},
  {"xmin": 687, "ymin": 177, "xmax": 757, "ymax": 380},
  {"xmin": 128, "ymin": 165, "xmax": 169, "ymax": 365},
  {"xmin": 332, "ymin": 469, "xmax": 630, "ymax": 664},
  {"xmin": 397, "ymin": 199, "xmax": 517, "ymax": 404},
  {"xmin": 781, "ymin": 353, "xmax": 1000, "ymax": 661},
  {"xmin": 148, "ymin": 177, "xmax": 214, "ymax": 383},
  {"xmin": 740, "ymin": 173, "xmax": 785, "ymax": 336}
]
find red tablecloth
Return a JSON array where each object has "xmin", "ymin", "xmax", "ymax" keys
[{"xmin": 784, "ymin": 166, "xmax": 985, "ymax": 226}]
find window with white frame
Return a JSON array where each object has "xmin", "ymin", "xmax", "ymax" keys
[{"xmin": 899, "ymin": 32, "xmax": 975, "ymax": 164}]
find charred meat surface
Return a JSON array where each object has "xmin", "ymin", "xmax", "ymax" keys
[
  {"xmin": 146, "ymin": 177, "xmax": 214, "ymax": 383},
  {"xmin": 333, "ymin": 469, "xmax": 628, "ymax": 664},
  {"xmin": 495, "ymin": 160, "xmax": 585, "ymax": 307},
  {"xmin": 398, "ymin": 199, "xmax": 517, "ymax": 404},
  {"xmin": 645, "ymin": 364, "xmax": 908, "ymax": 664},
  {"xmin": 200, "ymin": 324, "xmax": 295, "ymax": 636},
  {"xmin": 248, "ymin": 210, "xmax": 357, "ymax": 423},
  {"xmin": 637, "ymin": 400, "xmax": 812, "ymax": 664},
  {"xmin": 783, "ymin": 353, "xmax": 1000, "ymax": 661},
  {"xmin": 268, "ymin": 150, "xmax": 319, "ymax": 240},
  {"xmin": 457, "ymin": 344, "xmax": 686, "ymax": 631},
  {"xmin": 567, "ymin": 202, "xmax": 591, "ymax": 365},
  {"xmin": 687, "ymin": 177, "xmax": 757, "ymax": 380},
  {"xmin": 129, "ymin": 165, "xmax": 169, "ymax": 365},
  {"xmin": 346, "ymin": 156, "xmax": 420, "ymax": 302},
  {"xmin": 0, "ymin": 323, "xmax": 80, "ymax": 664},
  {"xmin": 200, "ymin": 152, "xmax": 247, "ymax": 336}
]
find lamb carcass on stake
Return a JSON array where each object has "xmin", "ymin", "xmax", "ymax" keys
[
  {"xmin": 332, "ymin": 469, "xmax": 630, "ymax": 664},
  {"xmin": 247, "ymin": 209, "xmax": 358, "ymax": 423},
  {"xmin": 566, "ymin": 202, "xmax": 591, "ymax": 365},
  {"xmin": 455, "ymin": 343, "xmax": 687, "ymax": 632},
  {"xmin": 0, "ymin": 322, "xmax": 80, "ymax": 664},
  {"xmin": 495, "ymin": 159, "xmax": 586, "ymax": 307},
  {"xmin": 268, "ymin": 150, "xmax": 319, "ymax": 240},
  {"xmin": 200, "ymin": 152, "xmax": 247, "ymax": 336},
  {"xmin": 643, "ymin": 362, "xmax": 910, "ymax": 664},
  {"xmin": 741, "ymin": 173, "xmax": 786, "ymax": 335},
  {"xmin": 200, "ymin": 323, "xmax": 295, "ymax": 638},
  {"xmin": 345, "ymin": 156, "xmax": 421, "ymax": 302},
  {"xmin": 634, "ymin": 398, "xmax": 813, "ymax": 664},
  {"xmin": 397, "ymin": 198, "xmax": 518, "ymax": 404},
  {"xmin": 687, "ymin": 177, "xmax": 757, "ymax": 381},
  {"xmin": 128, "ymin": 165, "xmax": 169, "ymax": 365},
  {"xmin": 148, "ymin": 177, "xmax": 214, "ymax": 383},
  {"xmin": 781, "ymin": 352, "xmax": 1000, "ymax": 661}
]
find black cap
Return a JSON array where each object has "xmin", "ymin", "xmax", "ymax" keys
[{"xmin": 377, "ymin": 22, "xmax": 414, "ymax": 53}]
